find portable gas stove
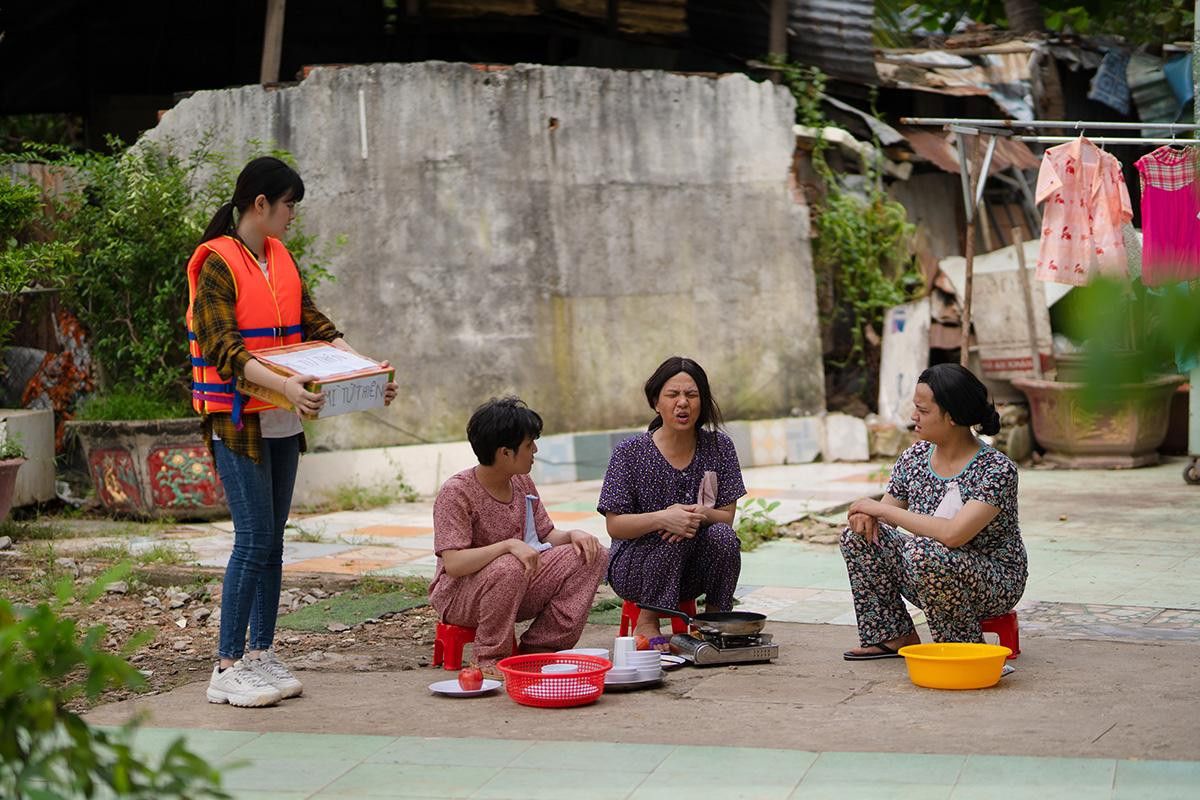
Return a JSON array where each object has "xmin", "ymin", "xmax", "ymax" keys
[{"xmin": 669, "ymin": 629, "xmax": 779, "ymax": 666}]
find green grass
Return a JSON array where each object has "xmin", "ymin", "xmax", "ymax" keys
[
  {"xmin": 356, "ymin": 575, "xmax": 429, "ymax": 596},
  {"xmin": 0, "ymin": 518, "xmax": 72, "ymax": 541},
  {"xmin": 74, "ymin": 388, "xmax": 191, "ymax": 421},
  {"xmin": 276, "ymin": 590, "xmax": 427, "ymax": 632},
  {"xmin": 302, "ymin": 475, "xmax": 422, "ymax": 513},
  {"xmin": 73, "ymin": 541, "xmax": 191, "ymax": 567},
  {"xmin": 587, "ymin": 596, "xmax": 624, "ymax": 625}
]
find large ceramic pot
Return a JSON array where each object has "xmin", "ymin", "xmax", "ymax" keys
[
  {"xmin": 66, "ymin": 418, "xmax": 226, "ymax": 519},
  {"xmin": 1012, "ymin": 375, "xmax": 1185, "ymax": 469},
  {"xmin": 0, "ymin": 457, "xmax": 26, "ymax": 520}
]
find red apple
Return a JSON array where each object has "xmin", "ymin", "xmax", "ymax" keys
[{"xmin": 458, "ymin": 665, "xmax": 484, "ymax": 691}]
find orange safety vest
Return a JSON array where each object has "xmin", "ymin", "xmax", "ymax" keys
[{"xmin": 185, "ymin": 235, "xmax": 304, "ymax": 426}]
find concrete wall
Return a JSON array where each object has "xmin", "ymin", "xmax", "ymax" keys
[{"xmin": 148, "ymin": 62, "xmax": 824, "ymax": 449}]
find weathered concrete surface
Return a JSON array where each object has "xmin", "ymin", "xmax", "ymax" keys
[
  {"xmin": 86, "ymin": 622, "xmax": 1200, "ymax": 762},
  {"xmin": 148, "ymin": 62, "xmax": 823, "ymax": 449}
]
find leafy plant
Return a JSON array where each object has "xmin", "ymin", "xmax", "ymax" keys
[
  {"xmin": 0, "ymin": 432, "xmax": 25, "ymax": 461},
  {"xmin": 735, "ymin": 498, "xmax": 782, "ymax": 552},
  {"xmin": 0, "ymin": 561, "xmax": 229, "ymax": 799},
  {"xmin": 874, "ymin": 0, "xmax": 1193, "ymax": 47},
  {"xmin": 764, "ymin": 55, "xmax": 826, "ymax": 129},
  {"xmin": 0, "ymin": 176, "xmax": 72, "ymax": 362}
]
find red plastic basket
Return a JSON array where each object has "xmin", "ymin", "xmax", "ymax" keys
[{"xmin": 496, "ymin": 654, "xmax": 611, "ymax": 708}]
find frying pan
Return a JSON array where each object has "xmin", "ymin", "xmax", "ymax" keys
[{"xmin": 637, "ymin": 603, "xmax": 766, "ymax": 636}]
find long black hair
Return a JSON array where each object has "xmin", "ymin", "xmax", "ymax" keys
[
  {"xmin": 644, "ymin": 356, "xmax": 724, "ymax": 433},
  {"xmin": 918, "ymin": 363, "xmax": 1001, "ymax": 436},
  {"xmin": 199, "ymin": 156, "xmax": 305, "ymax": 245}
]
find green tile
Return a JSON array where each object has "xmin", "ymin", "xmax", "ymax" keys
[
  {"xmin": 632, "ymin": 772, "xmax": 797, "ymax": 800},
  {"xmin": 511, "ymin": 740, "xmax": 674, "ymax": 773},
  {"xmin": 314, "ymin": 762, "xmax": 498, "ymax": 797},
  {"xmin": 802, "ymin": 752, "xmax": 964, "ymax": 785},
  {"xmin": 793, "ymin": 783, "xmax": 953, "ymax": 800},
  {"xmin": 956, "ymin": 755, "xmax": 1115, "ymax": 795},
  {"xmin": 366, "ymin": 736, "xmax": 532, "ymax": 768},
  {"xmin": 127, "ymin": 727, "xmax": 262, "ymax": 762},
  {"xmin": 1114, "ymin": 759, "xmax": 1200, "ymax": 799},
  {"xmin": 474, "ymin": 767, "xmax": 645, "ymax": 799},
  {"xmin": 573, "ymin": 433, "xmax": 613, "ymax": 481},
  {"xmin": 228, "ymin": 731, "xmax": 394, "ymax": 762},
  {"xmin": 656, "ymin": 746, "xmax": 817, "ymax": 783},
  {"xmin": 221, "ymin": 757, "xmax": 355, "ymax": 793}
]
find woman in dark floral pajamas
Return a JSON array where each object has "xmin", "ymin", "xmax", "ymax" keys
[
  {"xmin": 599, "ymin": 357, "xmax": 746, "ymax": 652},
  {"xmin": 840, "ymin": 363, "xmax": 1027, "ymax": 660}
]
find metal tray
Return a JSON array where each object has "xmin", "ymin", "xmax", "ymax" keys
[{"xmin": 602, "ymin": 675, "xmax": 665, "ymax": 692}]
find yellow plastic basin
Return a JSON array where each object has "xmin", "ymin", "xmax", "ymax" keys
[{"xmin": 898, "ymin": 643, "xmax": 1012, "ymax": 690}]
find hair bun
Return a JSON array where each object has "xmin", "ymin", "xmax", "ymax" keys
[{"xmin": 979, "ymin": 406, "xmax": 1001, "ymax": 436}]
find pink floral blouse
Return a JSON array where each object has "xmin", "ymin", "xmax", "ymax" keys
[{"xmin": 1034, "ymin": 137, "xmax": 1132, "ymax": 285}]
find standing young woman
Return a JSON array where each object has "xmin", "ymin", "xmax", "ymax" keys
[
  {"xmin": 839, "ymin": 363, "xmax": 1027, "ymax": 660},
  {"xmin": 598, "ymin": 357, "xmax": 746, "ymax": 651},
  {"xmin": 188, "ymin": 157, "xmax": 397, "ymax": 707}
]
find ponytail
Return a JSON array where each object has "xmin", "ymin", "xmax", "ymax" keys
[
  {"xmin": 199, "ymin": 201, "xmax": 236, "ymax": 245},
  {"xmin": 197, "ymin": 157, "xmax": 306, "ymax": 247}
]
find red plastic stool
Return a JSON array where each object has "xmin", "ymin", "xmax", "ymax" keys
[
  {"xmin": 432, "ymin": 622, "xmax": 517, "ymax": 670},
  {"xmin": 981, "ymin": 611, "xmax": 1020, "ymax": 659},
  {"xmin": 618, "ymin": 599, "xmax": 698, "ymax": 637}
]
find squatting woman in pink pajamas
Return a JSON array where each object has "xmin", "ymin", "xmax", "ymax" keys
[{"xmin": 429, "ymin": 397, "xmax": 607, "ymax": 677}]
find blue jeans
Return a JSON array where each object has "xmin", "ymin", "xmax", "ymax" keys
[{"xmin": 213, "ymin": 435, "xmax": 300, "ymax": 660}]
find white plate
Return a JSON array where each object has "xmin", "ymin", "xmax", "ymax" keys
[
  {"xmin": 428, "ymin": 678, "xmax": 502, "ymax": 697},
  {"xmin": 661, "ymin": 654, "xmax": 687, "ymax": 669}
]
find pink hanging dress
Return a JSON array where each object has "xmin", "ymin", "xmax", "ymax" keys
[{"xmin": 1135, "ymin": 146, "xmax": 1200, "ymax": 286}]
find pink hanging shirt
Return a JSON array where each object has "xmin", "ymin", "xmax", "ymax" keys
[{"xmin": 1034, "ymin": 137, "xmax": 1132, "ymax": 285}]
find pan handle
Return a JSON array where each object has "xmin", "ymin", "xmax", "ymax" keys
[{"xmin": 636, "ymin": 603, "xmax": 695, "ymax": 624}]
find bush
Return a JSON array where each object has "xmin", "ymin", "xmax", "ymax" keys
[
  {"xmin": 0, "ymin": 562, "xmax": 228, "ymax": 799},
  {"xmin": 73, "ymin": 387, "xmax": 190, "ymax": 422},
  {"xmin": 0, "ymin": 176, "xmax": 73, "ymax": 361}
]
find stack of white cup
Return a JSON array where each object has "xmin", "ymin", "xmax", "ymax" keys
[{"xmin": 607, "ymin": 636, "xmax": 662, "ymax": 683}]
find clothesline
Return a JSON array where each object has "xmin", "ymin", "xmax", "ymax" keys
[
  {"xmin": 1014, "ymin": 136, "xmax": 1200, "ymax": 145},
  {"xmin": 899, "ymin": 117, "xmax": 1200, "ymax": 132}
]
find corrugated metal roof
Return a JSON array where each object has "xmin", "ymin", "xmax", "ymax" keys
[{"xmin": 788, "ymin": 0, "xmax": 877, "ymax": 83}]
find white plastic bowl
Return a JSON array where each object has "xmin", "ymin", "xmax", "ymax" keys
[{"xmin": 557, "ymin": 648, "xmax": 610, "ymax": 660}]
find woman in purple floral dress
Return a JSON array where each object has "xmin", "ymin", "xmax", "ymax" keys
[
  {"xmin": 840, "ymin": 363, "xmax": 1027, "ymax": 660},
  {"xmin": 598, "ymin": 357, "xmax": 746, "ymax": 650}
]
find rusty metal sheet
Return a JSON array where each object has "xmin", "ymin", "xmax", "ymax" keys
[
  {"xmin": 899, "ymin": 126, "xmax": 1039, "ymax": 176},
  {"xmin": 788, "ymin": 0, "xmax": 877, "ymax": 83}
]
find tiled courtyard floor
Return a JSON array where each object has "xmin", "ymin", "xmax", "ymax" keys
[
  {"xmin": 77, "ymin": 457, "xmax": 1200, "ymax": 798},
  {"xmin": 118, "ymin": 729, "xmax": 1198, "ymax": 799}
]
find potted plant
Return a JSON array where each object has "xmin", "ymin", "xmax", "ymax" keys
[
  {"xmin": 29, "ymin": 138, "xmax": 336, "ymax": 518},
  {"xmin": 0, "ymin": 433, "xmax": 25, "ymax": 520},
  {"xmin": 1013, "ymin": 279, "xmax": 1194, "ymax": 468}
]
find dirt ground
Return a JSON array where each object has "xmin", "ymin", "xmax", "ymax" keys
[
  {"xmin": 84, "ymin": 619, "xmax": 1200, "ymax": 762},
  {"xmin": 0, "ymin": 552, "xmax": 440, "ymax": 710}
]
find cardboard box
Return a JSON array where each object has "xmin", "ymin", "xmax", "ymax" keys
[{"xmin": 238, "ymin": 341, "xmax": 394, "ymax": 420}]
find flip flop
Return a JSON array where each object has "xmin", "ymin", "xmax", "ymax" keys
[
  {"xmin": 842, "ymin": 642, "xmax": 903, "ymax": 661},
  {"xmin": 649, "ymin": 636, "xmax": 671, "ymax": 653}
]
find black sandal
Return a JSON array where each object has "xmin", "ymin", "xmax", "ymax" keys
[{"xmin": 842, "ymin": 642, "xmax": 903, "ymax": 661}]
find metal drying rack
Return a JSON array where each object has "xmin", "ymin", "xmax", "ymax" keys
[{"xmin": 899, "ymin": 116, "xmax": 1200, "ymax": 483}]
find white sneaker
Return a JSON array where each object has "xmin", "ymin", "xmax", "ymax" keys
[
  {"xmin": 206, "ymin": 661, "xmax": 284, "ymax": 707},
  {"xmin": 244, "ymin": 650, "xmax": 304, "ymax": 699}
]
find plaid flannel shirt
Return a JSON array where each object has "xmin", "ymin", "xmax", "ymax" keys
[{"xmin": 192, "ymin": 246, "xmax": 342, "ymax": 463}]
